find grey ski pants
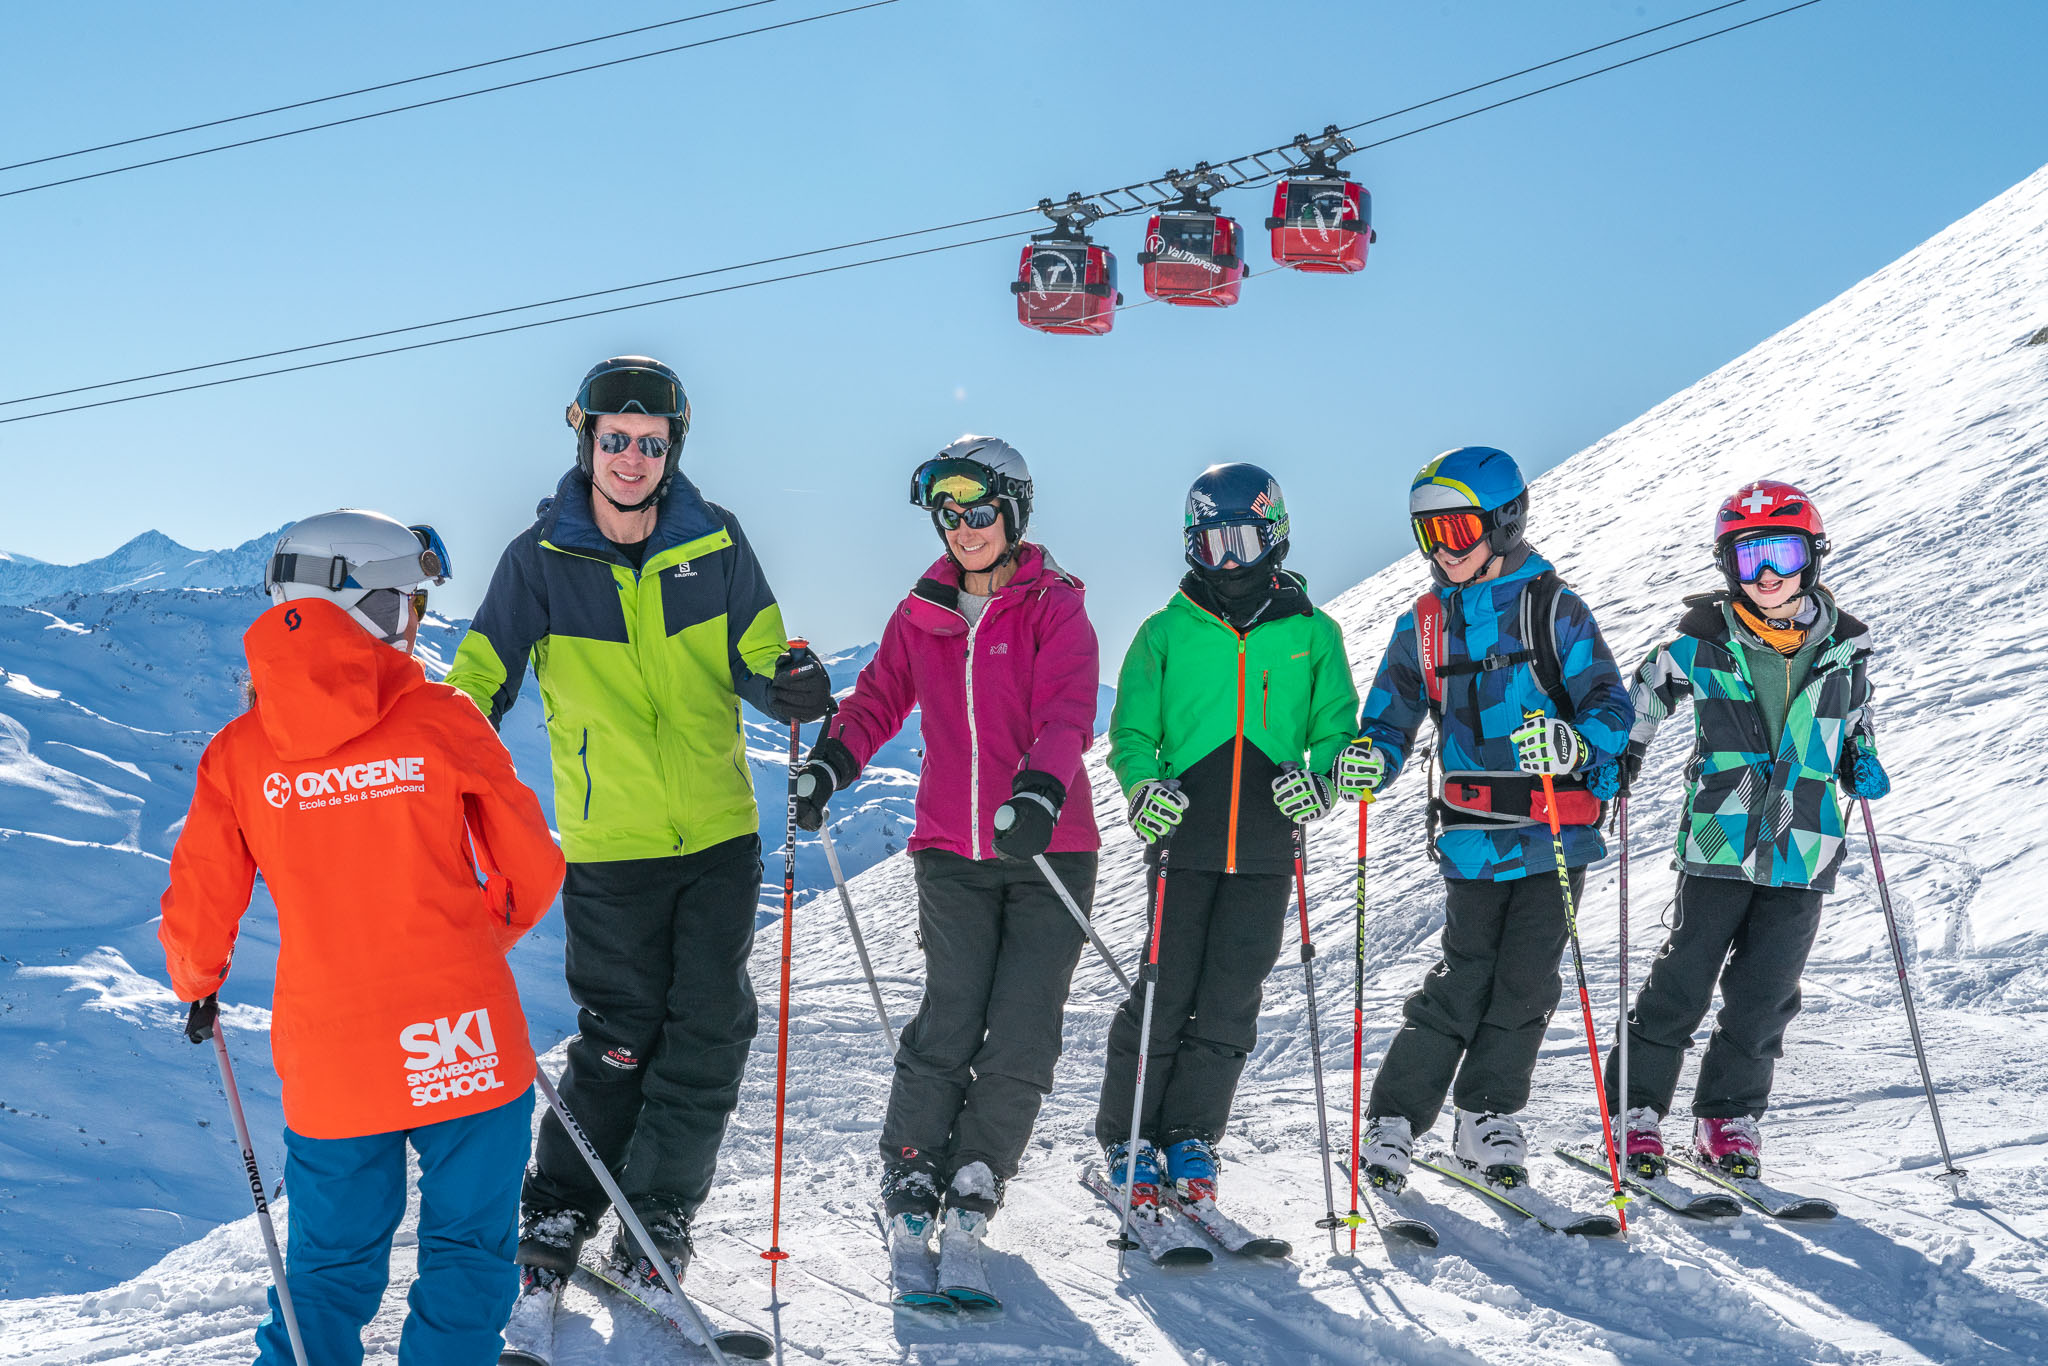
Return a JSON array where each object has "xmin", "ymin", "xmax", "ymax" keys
[
  {"xmin": 878, "ymin": 849, "xmax": 1095, "ymax": 1183},
  {"xmin": 1605, "ymin": 874, "xmax": 1824, "ymax": 1120},
  {"xmin": 1367, "ymin": 869, "xmax": 1580, "ymax": 1136}
]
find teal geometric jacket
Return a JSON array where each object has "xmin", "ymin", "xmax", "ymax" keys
[{"xmin": 1629, "ymin": 586, "xmax": 1877, "ymax": 892}]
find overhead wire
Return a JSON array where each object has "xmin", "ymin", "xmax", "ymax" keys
[
  {"xmin": 0, "ymin": 0, "xmax": 1827, "ymax": 426},
  {"xmin": 0, "ymin": 1, "xmax": 788, "ymax": 175},
  {"xmin": 0, "ymin": 1, "xmax": 899, "ymax": 201}
]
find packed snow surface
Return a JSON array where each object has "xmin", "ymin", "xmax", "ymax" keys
[{"xmin": 5, "ymin": 164, "xmax": 2048, "ymax": 1363}]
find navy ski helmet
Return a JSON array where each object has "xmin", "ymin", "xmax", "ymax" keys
[
  {"xmin": 566, "ymin": 356, "xmax": 692, "ymax": 509},
  {"xmin": 1409, "ymin": 446, "xmax": 1528, "ymax": 576},
  {"xmin": 1184, "ymin": 462, "xmax": 1289, "ymax": 572}
]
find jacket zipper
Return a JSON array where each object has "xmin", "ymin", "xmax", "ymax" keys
[
  {"xmin": 578, "ymin": 728, "xmax": 592, "ymax": 821},
  {"xmin": 964, "ymin": 608, "xmax": 988, "ymax": 861},
  {"xmin": 1262, "ymin": 669, "xmax": 1270, "ymax": 729},
  {"xmin": 1227, "ymin": 635, "xmax": 1247, "ymax": 874}
]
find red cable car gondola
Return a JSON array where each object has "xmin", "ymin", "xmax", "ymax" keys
[
  {"xmin": 1011, "ymin": 198, "xmax": 1120, "ymax": 336},
  {"xmin": 1267, "ymin": 174, "xmax": 1373, "ymax": 273},
  {"xmin": 1138, "ymin": 199, "xmax": 1245, "ymax": 308}
]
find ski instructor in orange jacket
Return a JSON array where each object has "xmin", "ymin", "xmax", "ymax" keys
[{"xmin": 160, "ymin": 509, "xmax": 566, "ymax": 1366}]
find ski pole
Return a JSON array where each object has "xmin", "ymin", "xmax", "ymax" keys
[
  {"xmin": 1033, "ymin": 853, "xmax": 1135, "ymax": 994},
  {"xmin": 762, "ymin": 639, "xmax": 808, "ymax": 1293},
  {"xmin": 1860, "ymin": 798, "xmax": 1966, "ymax": 1196},
  {"xmin": 1528, "ymin": 711, "xmax": 1628, "ymax": 1232},
  {"xmin": 532, "ymin": 1067, "xmax": 732, "ymax": 1366},
  {"xmin": 818, "ymin": 821, "xmax": 895, "ymax": 1052},
  {"xmin": 1112, "ymin": 842, "xmax": 1173, "ymax": 1267},
  {"xmin": 210, "ymin": 1021, "xmax": 309, "ymax": 1366},
  {"xmin": 1293, "ymin": 823, "xmax": 1344, "ymax": 1255},
  {"xmin": 1345, "ymin": 801, "xmax": 1370, "ymax": 1252},
  {"xmin": 1616, "ymin": 794, "xmax": 1630, "ymax": 1163}
]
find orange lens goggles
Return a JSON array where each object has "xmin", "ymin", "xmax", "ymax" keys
[{"xmin": 1412, "ymin": 510, "xmax": 1486, "ymax": 555}]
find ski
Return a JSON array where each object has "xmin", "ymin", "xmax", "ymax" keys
[
  {"xmin": 1665, "ymin": 1150, "xmax": 1838, "ymax": 1220},
  {"xmin": 879, "ymin": 1210, "xmax": 955, "ymax": 1313},
  {"xmin": 936, "ymin": 1211, "xmax": 1003, "ymax": 1312},
  {"xmin": 580, "ymin": 1253, "xmax": 775, "ymax": 1360},
  {"xmin": 1079, "ymin": 1169, "xmax": 1214, "ymax": 1266},
  {"xmin": 1554, "ymin": 1143, "xmax": 1741, "ymax": 1220},
  {"xmin": 1356, "ymin": 1177, "xmax": 1442, "ymax": 1249},
  {"xmin": 1164, "ymin": 1189, "xmax": 1292, "ymax": 1258},
  {"xmin": 499, "ymin": 1265, "xmax": 564, "ymax": 1366},
  {"xmin": 1414, "ymin": 1150, "xmax": 1623, "ymax": 1237}
]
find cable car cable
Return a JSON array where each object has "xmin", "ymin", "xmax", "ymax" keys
[
  {"xmin": 0, "ymin": 1, "xmax": 898, "ymax": 202},
  {"xmin": 0, "ymin": 1, "xmax": 789, "ymax": 176},
  {"xmin": 0, "ymin": 0, "xmax": 1827, "ymax": 423}
]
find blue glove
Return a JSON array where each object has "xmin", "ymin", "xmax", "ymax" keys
[
  {"xmin": 1584, "ymin": 760, "xmax": 1622, "ymax": 802},
  {"xmin": 1846, "ymin": 751, "xmax": 1890, "ymax": 800}
]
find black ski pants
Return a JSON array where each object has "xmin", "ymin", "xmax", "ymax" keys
[
  {"xmin": 879, "ymin": 849, "xmax": 1095, "ymax": 1184},
  {"xmin": 524, "ymin": 835, "xmax": 761, "ymax": 1225},
  {"xmin": 1091, "ymin": 866, "xmax": 1293, "ymax": 1151},
  {"xmin": 1367, "ymin": 868, "xmax": 1580, "ymax": 1137},
  {"xmin": 1605, "ymin": 874, "xmax": 1824, "ymax": 1121}
]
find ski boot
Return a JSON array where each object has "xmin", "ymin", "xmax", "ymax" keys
[
  {"xmin": 1360, "ymin": 1116, "xmax": 1413, "ymax": 1193},
  {"xmin": 515, "ymin": 1205, "xmax": 595, "ymax": 1273},
  {"xmin": 1623, "ymin": 1106, "xmax": 1667, "ymax": 1179},
  {"xmin": 1102, "ymin": 1138, "xmax": 1162, "ymax": 1209},
  {"xmin": 1453, "ymin": 1108, "xmax": 1529, "ymax": 1188},
  {"xmin": 612, "ymin": 1205, "xmax": 693, "ymax": 1287},
  {"xmin": 1162, "ymin": 1137, "xmax": 1220, "ymax": 1205},
  {"xmin": 1695, "ymin": 1115, "xmax": 1762, "ymax": 1181},
  {"xmin": 880, "ymin": 1155, "xmax": 944, "ymax": 1263},
  {"xmin": 937, "ymin": 1162, "xmax": 1002, "ymax": 1308}
]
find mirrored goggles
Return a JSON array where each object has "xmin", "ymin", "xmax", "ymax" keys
[
  {"xmin": 594, "ymin": 431, "xmax": 673, "ymax": 460},
  {"xmin": 1729, "ymin": 533, "xmax": 1811, "ymax": 583},
  {"xmin": 937, "ymin": 501, "xmax": 1002, "ymax": 531},
  {"xmin": 910, "ymin": 456, "xmax": 1000, "ymax": 510},
  {"xmin": 1411, "ymin": 509, "xmax": 1486, "ymax": 556},
  {"xmin": 1187, "ymin": 520, "xmax": 1275, "ymax": 570}
]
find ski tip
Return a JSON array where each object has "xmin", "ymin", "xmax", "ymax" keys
[
  {"xmin": 1237, "ymin": 1238, "xmax": 1293, "ymax": 1259},
  {"xmin": 1157, "ymin": 1246, "xmax": 1215, "ymax": 1267},
  {"xmin": 499, "ymin": 1354, "xmax": 551, "ymax": 1366},
  {"xmin": 714, "ymin": 1331, "xmax": 776, "ymax": 1360},
  {"xmin": 892, "ymin": 1292, "xmax": 959, "ymax": 1314},
  {"xmin": 941, "ymin": 1287, "xmax": 1005, "ymax": 1313}
]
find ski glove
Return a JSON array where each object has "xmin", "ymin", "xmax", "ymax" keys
[
  {"xmin": 1126, "ymin": 779, "xmax": 1190, "ymax": 845},
  {"xmin": 993, "ymin": 769, "xmax": 1065, "ymax": 860},
  {"xmin": 1584, "ymin": 760, "xmax": 1623, "ymax": 802},
  {"xmin": 1510, "ymin": 715, "xmax": 1587, "ymax": 777},
  {"xmin": 1332, "ymin": 740, "xmax": 1387, "ymax": 802},
  {"xmin": 185, "ymin": 993, "xmax": 218, "ymax": 1045},
  {"xmin": 768, "ymin": 646, "xmax": 833, "ymax": 724},
  {"xmin": 793, "ymin": 735, "xmax": 858, "ymax": 832},
  {"xmin": 1844, "ymin": 750, "xmax": 1890, "ymax": 800},
  {"xmin": 1272, "ymin": 766, "xmax": 1336, "ymax": 824}
]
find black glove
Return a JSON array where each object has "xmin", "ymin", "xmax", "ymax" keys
[
  {"xmin": 185, "ymin": 993, "xmax": 218, "ymax": 1045},
  {"xmin": 993, "ymin": 770, "xmax": 1065, "ymax": 861},
  {"xmin": 768, "ymin": 646, "xmax": 832, "ymax": 724},
  {"xmin": 794, "ymin": 735, "xmax": 858, "ymax": 832}
]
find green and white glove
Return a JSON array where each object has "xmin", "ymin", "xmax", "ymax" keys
[
  {"xmin": 1127, "ymin": 779, "xmax": 1191, "ymax": 845},
  {"xmin": 1510, "ymin": 715, "xmax": 1587, "ymax": 776},
  {"xmin": 1332, "ymin": 740, "xmax": 1387, "ymax": 802},
  {"xmin": 1272, "ymin": 767, "xmax": 1336, "ymax": 824}
]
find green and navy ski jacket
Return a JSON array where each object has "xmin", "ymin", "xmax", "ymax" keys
[
  {"xmin": 1629, "ymin": 586, "xmax": 1876, "ymax": 892},
  {"xmin": 1108, "ymin": 571, "xmax": 1359, "ymax": 875},
  {"xmin": 1355, "ymin": 550, "xmax": 1633, "ymax": 881},
  {"xmin": 445, "ymin": 467, "xmax": 789, "ymax": 864}
]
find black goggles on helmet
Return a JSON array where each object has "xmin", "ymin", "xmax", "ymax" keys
[
  {"xmin": 910, "ymin": 456, "xmax": 1007, "ymax": 511},
  {"xmin": 1187, "ymin": 519, "xmax": 1279, "ymax": 570},
  {"xmin": 567, "ymin": 366, "xmax": 691, "ymax": 434}
]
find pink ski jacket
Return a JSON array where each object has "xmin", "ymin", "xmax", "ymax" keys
[{"xmin": 826, "ymin": 543, "xmax": 1101, "ymax": 860}]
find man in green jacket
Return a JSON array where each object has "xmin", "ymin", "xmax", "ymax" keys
[
  {"xmin": 446, "ymin": 356, "xmax": 831, "ymax": 1285},
  {"xmin": 1093, "ymin": 463, "xmax": 1359, "ymax": 1213}
]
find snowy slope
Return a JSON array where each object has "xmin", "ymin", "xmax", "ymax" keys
[{"xmin": 8, "ymin": 164, "xmax": 2048, "ymax": 1363}]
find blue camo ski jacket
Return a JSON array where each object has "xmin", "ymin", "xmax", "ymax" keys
[{"xmin": 1356, "ymin": 550, "xmax": 1634, "ymax": 881}]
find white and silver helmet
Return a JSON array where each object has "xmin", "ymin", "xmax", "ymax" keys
[{"xmin": 265, "ymin": 509, "xmax": 451, "ymax": 645}]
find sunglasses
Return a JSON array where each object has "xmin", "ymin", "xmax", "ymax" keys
[
  {"xmin": 1411, "ymin": 510, "xmax": 1486, "ymax": 556},
  {"xmin": 1729, "ymin": 533, "xmax": 1811, "ymax": 583},
  {"xmin": 937, "ymin": 501, "xmax": 1002, "ymax": 530},
  {"xmin": 594, "ymin": 431, "xmax": 673, "ymax": 459}
]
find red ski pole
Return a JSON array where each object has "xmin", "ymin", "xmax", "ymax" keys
[
  {"xmin": 761, "ymin": 640, "xmax": 808, "ymax": 1291},
  {"xmin": 1528, "ymin": 712, "xmax": 1628, "ymax": 1232}
]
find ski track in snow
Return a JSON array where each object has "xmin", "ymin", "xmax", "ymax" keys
[{"xmin": 8, "ymin": 166, "xmax": 2048, "ymax": 1362}]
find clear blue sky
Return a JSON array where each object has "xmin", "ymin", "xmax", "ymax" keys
[{"xmin": 2, "ymin": 1, "xmax": 2043, "ymax": 670}]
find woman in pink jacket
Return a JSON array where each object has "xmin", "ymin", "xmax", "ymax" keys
[{"xmin": 792, "ymin": 435, "xmax": 1100, "ymax": 1302}]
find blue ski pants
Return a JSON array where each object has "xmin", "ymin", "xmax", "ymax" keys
[{"xmin": 254, "ymin": 1085, "xmax": 533, "ymax": 1366}]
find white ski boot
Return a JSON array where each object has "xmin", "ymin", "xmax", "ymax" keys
[{"xmin": 1453, "ymin": 1108, "xmax": 1530, "ymax": 1187}]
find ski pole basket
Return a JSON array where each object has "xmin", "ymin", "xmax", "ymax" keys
[
  {"xmin": 1137, "ymin": 165, "xmax": 1245, "ymax": 308},
  {"xmin": 1012, "ymin": 195, "xmax": 1121, "ymax": 336}
]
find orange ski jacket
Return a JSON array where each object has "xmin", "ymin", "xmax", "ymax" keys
[{"xmin": 160, "ymin": 598, "xmax": 565, "ymax": 1139}]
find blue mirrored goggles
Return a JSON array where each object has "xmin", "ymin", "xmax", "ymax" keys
[{"xmin": 1728, "ymin": 533, "xmax": 1810, "ymax": 583}]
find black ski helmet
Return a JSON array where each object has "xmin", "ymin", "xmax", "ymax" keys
[
  {"xmin": 567, "ymin": 356, "xmax": 692, "ymax": 510},
  {"xmin": 1183, "ymin": 462, "xmax": 1289, "ymax": 573}
]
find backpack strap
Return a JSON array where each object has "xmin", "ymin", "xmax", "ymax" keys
[
  {"xmin": 1414, "ymin": 590, "xmax": 1446, "ymax": 722},
  {"xmin": 1525, "ymin": 569, "xmax": 1575, "ymax": 720}
]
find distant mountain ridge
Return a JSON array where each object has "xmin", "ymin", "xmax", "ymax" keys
[{"xmin": 0, "ymin": 528, "xmax": 283, "ymax": 606}]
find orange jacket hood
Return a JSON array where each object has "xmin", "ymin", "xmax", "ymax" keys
[{"xmin": 246, "ymin": 599, "xmax": 426, "ymax": 760}]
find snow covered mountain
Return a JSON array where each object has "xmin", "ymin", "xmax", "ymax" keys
[
  {"xmin": 8, "ymin": 162, "xmax": 2048, "ymax": 1364},
  {"xmin": 0, "ymin": 530, "xmax": 280, "ymax": 606}
]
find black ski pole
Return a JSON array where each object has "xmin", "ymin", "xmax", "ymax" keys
[
  {"xmin": 1112, "ymin": 843, "xmax": 1172, "ymax": 1267},
  {"xmin": 1292, "ymin": 824, "xmax": 1344, "ymax": 1254},
  {"xmin": 210, "ymin": 1020, "xmax": 309, "ymax": 1366},
  {"xmin": 1034, "ymin": 853, "xmax": 1135, "ymax": 993},
  {"xmin": 1860, "ymin": 798, "xmax": 1966, "ymax": 1196}
]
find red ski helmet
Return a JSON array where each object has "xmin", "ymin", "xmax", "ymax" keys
[{"xmin": 1713, "ymin": 480, "xmax": 1829, "ymax": 590}]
